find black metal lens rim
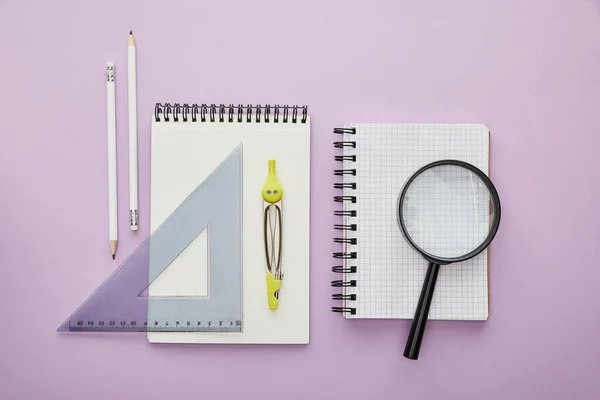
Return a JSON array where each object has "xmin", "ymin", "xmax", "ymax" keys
[{"xmin": 397, "ymin": 159, "xmax": 501, "ymax": 265}]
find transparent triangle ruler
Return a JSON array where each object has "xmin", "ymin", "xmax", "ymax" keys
[{"xmin": 58, "ymin": 146, "xmax": 243, "ymax": 333}]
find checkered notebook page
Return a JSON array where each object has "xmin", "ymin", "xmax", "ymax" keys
[{"xmin": 342, "ymin": 124, "xmax": 490, "ymax": 320}]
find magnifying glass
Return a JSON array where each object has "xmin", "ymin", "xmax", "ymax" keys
[{"xmin": 397, "ymin": 160, "xmax": 501, "ymax": 360}]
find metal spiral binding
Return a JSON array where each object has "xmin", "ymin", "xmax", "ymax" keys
[
  {"xmin": 334, "ymin": 224, "xmax": 357, "ymax": 231},
  {"xmin": 332, "ymin": 294, "xmax": 356, "ymax": 300},
  {"xmin": 331, "ymin": 127, "xmax": 357, "ymax": 316},
  {"xmin": 154, "ymin": 103, "xmax": 308, "ymax": 123}
]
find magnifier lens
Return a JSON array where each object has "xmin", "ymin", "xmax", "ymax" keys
[{"xmin": 401, "ymin": 164, "xmax": 495, "ymax": 260}]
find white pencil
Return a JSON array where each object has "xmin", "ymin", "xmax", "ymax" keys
[
  {"xmin": 106, "ymin": 62, "xmax": 118, "ymax": 259},
  {"xmin": 127, "ymin": 31, "xmax": 139, "ymax": 231}
]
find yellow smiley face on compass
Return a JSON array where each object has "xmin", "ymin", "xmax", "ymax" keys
[{"xmin": 262, "ymin": 159, "xmax": 283, "ymax": 203}]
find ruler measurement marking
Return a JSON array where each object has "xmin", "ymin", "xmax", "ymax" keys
[{"xmin": 70, "ymin": 319, "xmax": 242, "ymax": 332}]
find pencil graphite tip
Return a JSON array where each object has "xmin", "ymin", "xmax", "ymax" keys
[
  {"xmin": 128, "ymin": 32, "xmax": 135, "ymax": 47},
  {"xmin": 112, "ymin": 254, "xmax": 116, "ymax": 260}
]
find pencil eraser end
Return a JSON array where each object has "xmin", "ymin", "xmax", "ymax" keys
[
  {"xmin": 107, "ymin": 61, "xmax": 115, "ymax": 67},
  {"xmin": 130, "ymin": 225, "xmax": 139, "ymax": 231}
]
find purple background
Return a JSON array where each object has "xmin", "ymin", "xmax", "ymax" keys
[{"xmin": 1, "ymin": 0, "xmax": 599, "ymax": 398}]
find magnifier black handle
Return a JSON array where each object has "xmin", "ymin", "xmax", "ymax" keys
[{"xmin": 404, "ymin": 262, "xmax": 440, "ymax": 360}]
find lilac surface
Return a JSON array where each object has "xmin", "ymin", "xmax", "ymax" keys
[{"xmin": 1, "ymin": 0, "xmax": 600, "ymax": 398}]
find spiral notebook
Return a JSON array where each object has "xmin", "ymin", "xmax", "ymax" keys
[
  {"xmin": 331, "ymin": 123, "xmax": 491, "ymax": 320},
  {"xmin": 149, "ymin": 103, "xmax": 310, "ymax": 344}
]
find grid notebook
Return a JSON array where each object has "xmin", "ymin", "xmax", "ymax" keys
[{"xmin": 332, "ymin": 124, "xmax": 491, "ymax": 320}]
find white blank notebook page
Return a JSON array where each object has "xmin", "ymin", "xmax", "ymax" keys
[
  {"xmin": 343, "ymin": 124, "xmax": 490, "ymax": 320},
  {"xmin": 149, "ymin": 117, "xmax": 310, "ymax": 343}
]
